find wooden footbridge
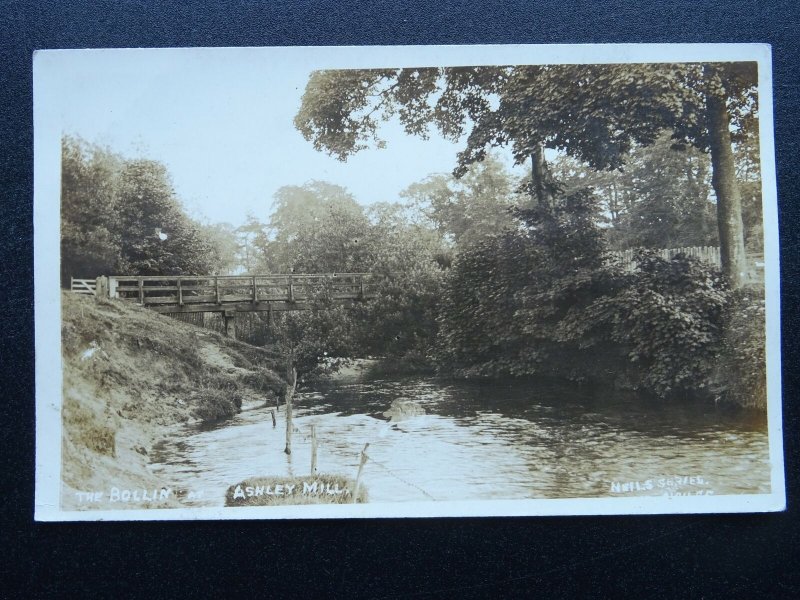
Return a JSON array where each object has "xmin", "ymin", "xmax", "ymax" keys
[{"xmin": 74, "ymin": 273, "xmax": 384, "ymax": 338}]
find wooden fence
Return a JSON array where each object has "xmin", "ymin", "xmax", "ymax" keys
[
  {"xmin": 608, "ymin": 246, "xmax": 722, "ymax": 271},
  {"xmin": 70, "ymin": 278, "xmax": 97, "ymax": 296},
  {"xmin": 607, "ymin": 246, "xmax": 764, "ymax": 284}
]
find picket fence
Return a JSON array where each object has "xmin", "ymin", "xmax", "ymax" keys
[{"xmin": 608, "ymin": 246, "xmax": 722, "ymax": 272}]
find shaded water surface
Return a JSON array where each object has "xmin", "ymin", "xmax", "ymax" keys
[{"xmin": 149, "ymin": 366, "xmax": 770, "ymax": 506}]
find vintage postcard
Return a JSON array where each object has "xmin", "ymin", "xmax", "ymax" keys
[{"xmin": 34, "ymin": 44, "xmax": 784, "ymax": 521}]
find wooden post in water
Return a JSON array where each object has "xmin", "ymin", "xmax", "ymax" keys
[
  {"xmin": 270, "ymin": 409, "xmax": 276, "ymax": 428},
  {"xmin": 284, "ymin": 366, "xmax": 297, "ymax": 455},
  {"xmin": 310, "ymin": 424, "xmax": 318, "ymax": 475},
  {"xmin": 352, "ymin": 443, "xmax": 370, "ymax": 503}
]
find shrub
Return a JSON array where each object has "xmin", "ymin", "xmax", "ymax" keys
[
  {"xmin": 191, "ymin": 388, "xmax": 243, "ymax": 423},
  {"xmin": 712, "ymin": 289, "xmax": 767, "ymax": 408},
  {"xmin": 239, "ymin": 367, "xmax": 285, "ymax": 396},
  {"xmin": 435, "ymin": 189, "xmax": 734, "ymax": 399},
  {"xmin": 599, "ymin": 250, "xmax": 731, "ymax": 397}
]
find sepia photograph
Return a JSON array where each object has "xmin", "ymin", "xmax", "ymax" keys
[{"xmin": 34, "ymin": 44, "xmax": 784, "ymax": 520}]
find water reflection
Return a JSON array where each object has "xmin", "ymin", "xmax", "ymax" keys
[{"xmin": 149, "ymin": 368, "xmax": 770, "ymax": 506}]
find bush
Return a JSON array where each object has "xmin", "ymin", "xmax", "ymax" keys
[
  {"xmin": 239, "ymin": 367, "xmax": 286, "ymax": 396},
  {"xmin": 191, "ymin": 388, "xmax": 243, "ymax": 423},
  {"xmin": 712, "ymin": 289, "xmax": 767, "ymax": 408},
  {"xmin": 599, "ymin": 250, "xmax": 731, "ymax": 397},
  {"xmin": 435, "ymin": 189, "xmax": 734, "ymax": 399}
]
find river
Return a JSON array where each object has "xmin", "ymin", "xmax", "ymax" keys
[{"xmin": 149, "ymin": 364, "xmax": 770, "ymax": 506}]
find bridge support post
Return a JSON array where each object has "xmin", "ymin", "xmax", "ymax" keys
[{"xmin": 223, "ymin": 309, "xmax": 236, "ymax": 340}]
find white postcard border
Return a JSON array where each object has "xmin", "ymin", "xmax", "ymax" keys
[{"xmin": 34, "ymin": 43, "xmax": 784, "ymax": 521}]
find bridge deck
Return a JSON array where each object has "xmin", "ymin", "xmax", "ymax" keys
[{"xmin": 107, "ymin": 273, "xmax": 380, "ymax": 313}]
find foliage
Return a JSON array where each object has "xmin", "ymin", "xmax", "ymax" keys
[
  {"xmin": 114, "ymin": 159, "xmax": 218, "ymax": 275},
  {"xmin": 598, "ymin": 250, "xmax": 730, "ymax": 396},
  {"xmin": 257, "ymin": 181, "xmax": 369, "ymax": 273},
  {"xmin": 552, "ymin": 132, "xmax": 719, "ymax": 250},
  {"xmin": 294, "ymin": 63, "xmax": 760, "ymax": 285},
  {"xmin": 241, "ymin": 182, "xmax": 447, "ymax": 374},
  {"xmin": 712, "ymin": 290, "xmax": 766, "ymax": 408},
  {"xmin": 197, "ymin": 222, "xmax": 241, "ymax": 275},
  {"xmin": 191, "ymin": 388, "xmax": 244, "ymax": 424},
  {"xmin": 61, "ymin": 135, "xmax": 228, "ymax": 283},
  {"xmin": 61, "ymin": 136, "xmax": 124, "ymax": 283},
  {"xmin": 400, "ymin": 154, "xmax": 522, "ymax": 247},
  {"xmin": 436, "ymin": 188, "xmax": 733, "ymax": 398},
  {"xmin": 295, "ymin": 63, "xmax": 755, "ymax": 176}
]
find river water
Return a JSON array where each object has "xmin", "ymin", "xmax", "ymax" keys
[{"xmin": 149, "ymin": 365, "xmax": 770, "ymax": 506}]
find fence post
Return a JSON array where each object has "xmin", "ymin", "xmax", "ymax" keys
[
  {"xmin": 177, "ymin": 277, "xmax": 183, "ymax": 306},
  {"xmin": 95, "ymin": 276, "xmax": 108, "ymax": 301},
  {"xmin": 138, "ymin": 277, "xmax": 144, "ymax": 305},
  {"xmin": 352, "ymin": 443, "xmax": 370, "ymax": 503},
  {"xmin": 310, "ymin": 424, "xmax": 318, "ymax": 475},
  {"xmin": 284, "ymin": 366, "xmax": 297, "ymax": 455},
  {"xmin": 215, "ymin": 276, "xmax": 221, "ymax": 304},
  {"xmin": 252, "ymin": 276, "xmax": 257, "ymax": 303}
]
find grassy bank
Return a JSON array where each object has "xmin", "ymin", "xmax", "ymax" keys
[{"xmin": 60, "ymin": 292, "xmax": 287, "ymax": 510}]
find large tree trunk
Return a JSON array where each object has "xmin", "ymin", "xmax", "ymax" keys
[
  {"xmin": 531, "ymin": 144, "xmax": 555, "ymax": 209},
  {"xmin": 705, "ymin": 66, "xmax": 748, "ymax": 287}
]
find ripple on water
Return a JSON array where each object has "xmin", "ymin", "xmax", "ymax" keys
[{"xmin": 148, "ymin": 375, "xmax": 771, "ymax": 506}]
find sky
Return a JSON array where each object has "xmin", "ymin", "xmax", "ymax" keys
[{"xmin": 51, "ymin": 48, "xmax": 525, "ymax": 228}]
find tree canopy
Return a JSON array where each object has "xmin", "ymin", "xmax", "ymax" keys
[
  {"xmin": 61, "ymin": 136, "xmax": 227, "ymax": 283},
  {"xmin": 295, "ymin": 62, "xmax": 760, "ymax": 284}
]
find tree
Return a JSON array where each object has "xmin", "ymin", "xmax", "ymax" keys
[
  {"xmin": 239, "ymin": 181, "xmax": 447, "ymax": 372},
  {"xmin": 235, "ymin": 214, "xmax": 266, "ymax": 273},
  {"xmin": 61, "ymin": 136, "xmax": 221, "ymax": 280},
  {"xmin": 115, "ymin": 159, "xmax": 217, "ymax": 275},
  {"xmin": 258, "ymin": 181, "xmax": 371, "ymax": 273},
  {"xmin": 60, "ymin": 136, "xmax": 124, "ymax": 284},
  {"xmin": 551, "ymin": 132, "xmax": 717, "ymax": 249},
  {"xmin": 437, "ymin": 186, "xmax": 732, "ymax": 397},
  {"xmin": 400, "ymin": 154, "xmax": 522, "ymax": 248},
  {"xmin": 295, "ymin": 63, "xmax": 759, "ymax": 286},
  {"xmin": 198, "ymin": 222, "xmax": 240, "ymax": 275}
]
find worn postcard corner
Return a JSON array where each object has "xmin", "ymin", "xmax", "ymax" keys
[{"xmin": 34, "ymin": 43, "xmax": 784, "ymax": 521}]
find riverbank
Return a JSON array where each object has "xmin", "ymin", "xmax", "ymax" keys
[{"xmin": 60, "ymin": 292, "xmax": 288, "ymax": 510}]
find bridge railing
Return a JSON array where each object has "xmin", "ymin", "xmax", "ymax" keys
[{"xmin": 107, "ymin": 273, "xmax": 387, "ymax": 308}]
